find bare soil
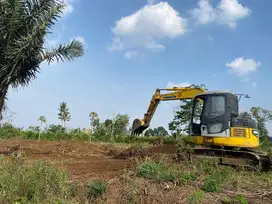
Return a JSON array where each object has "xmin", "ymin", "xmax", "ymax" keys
[
  {"xmin": 0, "ymin": 139, "xmax": 271, "ymax": 204},
  {"xmin": 0, "ymin": 139, "xmax": 137, "ymax": 183}
]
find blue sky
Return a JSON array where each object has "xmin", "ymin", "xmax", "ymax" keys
[{"xmin": 5, "ymin": 0, "xmax": 272, "ymax": 134}]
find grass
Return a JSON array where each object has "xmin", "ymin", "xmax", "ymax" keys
[
  {"xmin": 0, "ymin": 156, "xmax": 108, "ymax": 204},
  {"xmin": 0, "ymin": 158, "xmax": 71, "ymax": 204},
  {"xmin": 135, "ymin": 156, "xmax": 272, "ymax": 203}
]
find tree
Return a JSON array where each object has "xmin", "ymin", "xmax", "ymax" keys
[
  {"xmin": 37, "ymin": 115, "xmax": 46, "ymax": 141},
  {"xmin": 144, "ymin": 128, "xmax": 155, "ymax": 137},
  {"xmin": 113, "ymin": 114, "xmax": 130, "ymax": 137},
  {"xmin": 58, "ymin": 102, "xmax": 71, "ymax": 128},
  {"xmin": 239, "ymin": 111, "xmax": 252, "ymax": 119},
  {"xmin": 0, "ymin": 0, "xmax": 84, "ymax": 121},
  {"xmin": 155, "ymin": 126, "xmax": 169, "ymax": 136},
  {"xmin": 89, "ymin": 112, "xmax": 99, "ymax": 133},
  {"xmin": 250, "ymin": 107, "xmax": 272, "ymax": 140},
  {"xmin": 144, "ymin": 126, "xmax": 168, "ymax": 136},
  {"xmin": 168, "ymin": 84, "xmax": 207, "ymax": 136}
]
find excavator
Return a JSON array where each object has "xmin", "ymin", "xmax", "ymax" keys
[{"xmin": 131, "ymin": 85, "xmax": 272, "ymax": 171}]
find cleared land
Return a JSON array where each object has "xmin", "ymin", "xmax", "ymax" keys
[{"xmin": 0, "ymin": 139, "xmax": 271, "ymax": 204}]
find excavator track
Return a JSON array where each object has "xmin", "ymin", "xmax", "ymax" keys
[{"xmin": 189, "ymin": 147, "xmax": 272, "ymax": 171}]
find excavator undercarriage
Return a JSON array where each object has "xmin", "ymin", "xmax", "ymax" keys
[{"xmin": 131, "ymin": 85, "xmax": 272, "ymax": 171}]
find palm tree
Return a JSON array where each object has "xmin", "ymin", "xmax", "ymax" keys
[
  {"xmin": 0, "ymin": 0, "xmax": 84, "ymax": 121},
  {"xmin": 89, "ymin": 112, "xmax": 98, "ymax": 133},
  {"xmin": 58, "ymin": 102, "xmax": 71, "ymax": 128},
  {"xmin": 37, "ymin": 115, "xmax": 46, "ymax": 141}
]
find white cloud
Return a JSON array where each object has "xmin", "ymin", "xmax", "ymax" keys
[
  {"xmin": 109, "ymin": 2, "xmax": 187, "ymax": 58},
  {"xmin": 189, "ymin": 0, "xmax": 251, "ymax": 28},
  {"xmin": 167, "ymin": 82, "xmax": 191, "ymax": 88},
  {"xmin": 60, "ymin": 0, "xmax": 78, "ymax": 16},
  {"xmin": 226, "ymin": 57, "xmax": 261, "ymax": 76},
  {"xmin": 124, "ymin": 50, "xmax": 143, "ymax": 59},
  {"xmin": 45, "ymin": 39, "xmax": 59, "ymax": 48}
]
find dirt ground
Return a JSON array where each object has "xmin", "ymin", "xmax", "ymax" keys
[
  {"xmin": 0, "ymin": 139, "xmax": 177, "ymax": 183},
  {"xmin": 1, "ymin": 139, "xmax": 271, "ymax": 204}
]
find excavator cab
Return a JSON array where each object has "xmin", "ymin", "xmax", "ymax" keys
[
  {"xmin": 190, "ymin": 91, "xmax": 259, "ymax": 148},
  {"xmin": 190, "ymin": 91, "xmax": 239, "ymax": 137}
]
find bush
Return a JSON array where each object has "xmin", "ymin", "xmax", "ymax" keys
[
  {"xmin": 0, "ymin": 159, "xmax": 71, "ymax": 204},
  {"xmin": 0, "ymin": 123, "xmax": 22, "ymax": 138},
  {"xmin": 86, "ymin": 180, "xmax": 107, "ymax": 201}
]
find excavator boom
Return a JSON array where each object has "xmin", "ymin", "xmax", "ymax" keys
[{"xmin": 131, "ymin": 85, "xmax": 206, "ymax": 135}]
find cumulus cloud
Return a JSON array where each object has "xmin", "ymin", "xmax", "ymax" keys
[
  {"xmin": 109, "ymin": 2, "xmax": 187, "ymax": 58},
  {"xmin": 189, "ymin": 0, "xmax": 251, "ymax": 28},
  {"xmin": 59, "ymin": 0, "xmax": 78, "ymax": 16},
  {"xmin": 226, "ymin": 57, "xmax": 261, "ymax": 76},
  {"xmin": 167, "ymin": 82, "xmax": 191, "ymax": 88}
]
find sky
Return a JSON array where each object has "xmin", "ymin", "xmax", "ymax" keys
[{"xmin": 5, "ymin": 0, "xmax": 272, "ymax": 134}]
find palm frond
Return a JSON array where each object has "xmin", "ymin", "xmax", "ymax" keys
[{"xmin": 42, "ymin": 40, "xmax": 84, "ymax": 64}]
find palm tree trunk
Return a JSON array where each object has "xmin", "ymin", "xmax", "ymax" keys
[{"xmin": 0, "ymin": 86, "xmax": 8, "ymax": 124}]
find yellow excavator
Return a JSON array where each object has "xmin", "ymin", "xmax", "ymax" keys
[{"xmin": 131, "ymin": 85, "xmax": 272, "ymax": 170}]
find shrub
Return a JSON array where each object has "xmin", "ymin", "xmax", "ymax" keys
[
  {"xmin": 0, "ymin": 123, "xmax": 22, "ymax": 138},
  {"xmin": 86, "ymin": 180, "xmax": 107, "ymax": 201}
]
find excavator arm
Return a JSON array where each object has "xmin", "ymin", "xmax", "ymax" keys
[{"xmin": 131, "ymin": 85, "xmax": 206, "ymax": 135}]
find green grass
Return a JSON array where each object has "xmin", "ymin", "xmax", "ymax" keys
[
  {"xmin": 187, "ymin": 190, "xmax": 205, "ymax": 204},
  {"xmin": 0, "ymin": 158, "xmax": 71, "ymax": 204},
  {"xmin": 136, "ymin": 156, "xmax": 272, "ymax": 203}
]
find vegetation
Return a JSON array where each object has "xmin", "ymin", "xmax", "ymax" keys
[
  {"xmin": 85, "ymin": 180, "xmax": 107, "ymax": 201},
  {"xmin": 0, "ymin": 159, "xmax": 70, "ymax": 204},
  {"xmin": 135, "ymin": 157, "xmax": 271, "ymax": 203},
  {"xmin": 58, "ymin": 102, "xmax": 71, "ymax": 128},
  {"xmin": 0, "ymin": 0, "xmax": 84, "ymax": 121}
]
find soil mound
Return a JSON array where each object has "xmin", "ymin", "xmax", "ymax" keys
[{"xmin": 114, "ymin": 146, "xmax": 151, "ymax": 159}]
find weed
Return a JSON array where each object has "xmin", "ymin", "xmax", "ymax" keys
[
  {"xmin": 187, "ymin": 190, "xmax": 205, "ymax": 204},
  {"xmin": 0, "ymin": 159, "xmax": 71, "ymax": 204},
  {"xmin": 86, "ymin": 180, "xmax": 107, "ymax": 201},
  {"xmin": 68, "ymin": 181, "xmax": 79, "ymax": 198},
  {"xmin": 201, "ymin": 176, "xmax": 221, "ymax": 192},
  {"xmin": 178, "ymin": 172, "xmax": 198, "ymax": 185},
  {"xmin": 136, "ymin": 161, "xmax": 179, "ymax": 182},
  {"xmin": 221, "ymin": 195, "xmax": 248, "ymax": 204}
]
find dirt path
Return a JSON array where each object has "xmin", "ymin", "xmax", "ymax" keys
[{"xmin": 0, "ymin": 139, "xmax": 136, "ymax": 183}]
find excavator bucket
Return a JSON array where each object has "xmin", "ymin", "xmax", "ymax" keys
[{"xmin": 131, "ymin": 118, "xmax": 148, "ymax": 135}]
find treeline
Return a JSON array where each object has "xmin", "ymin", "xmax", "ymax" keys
[{"xmin": 1, "ymin": 98, "xmax": 272, "ymax": 146}]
